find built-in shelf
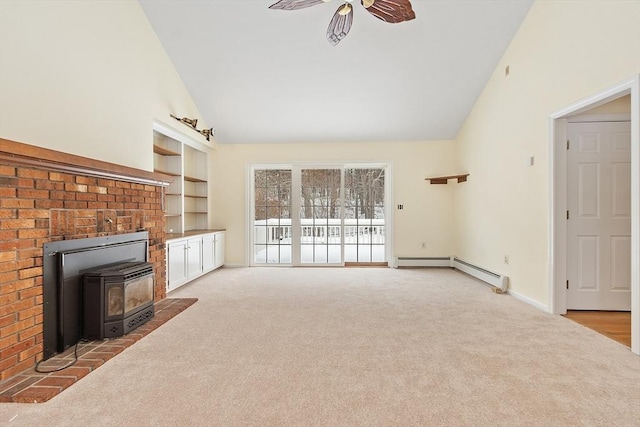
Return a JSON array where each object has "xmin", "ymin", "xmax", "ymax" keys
[
  {"xmin": 153, "ymin": 145, "xmax": 180, "ymax": 156},
  {"xmin": 154, "ymin": 169, "xmax": 181, "ymax": 177},
  {"xmin": 154, "ymin": 122, "xmax": 210, "ymax": 234},
  {"xmin": 184, "ymin": 175, "xmax": 206, "ymax": 183},
  {"xmin": 425, "ymin": 174, "xmax": 470, "ymax": 184}
]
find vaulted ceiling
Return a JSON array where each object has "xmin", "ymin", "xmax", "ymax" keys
[{"xmin": 139, "ymin": 0, "xmax": 534, "ymax": 144}]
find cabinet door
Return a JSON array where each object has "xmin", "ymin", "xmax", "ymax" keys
[
  {"xmin": 167, "ymin": 240, "xmax": 188, "ymax": 290},
  {"xmin": 202, "ymin": 234, "xmax": 215, "ymax": 272},
  {"xmin": 186, "ymin": 237, "xmax": 203, "ymax": 280},
  {"xmin": 214, "ymin": 232, "xmax": 225, "ymax": 269}
]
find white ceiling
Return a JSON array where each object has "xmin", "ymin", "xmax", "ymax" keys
[{"xmin": 139, "ymin": 0, "xmax": 534, "ymax": 144}]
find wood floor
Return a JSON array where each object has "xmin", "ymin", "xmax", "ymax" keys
[{"xmin": 563, "ymin": 310, "xmax": 631, "ymax": 347}]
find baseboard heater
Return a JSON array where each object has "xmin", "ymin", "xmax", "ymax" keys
[
  {"xmin": 395, "ymin": 256, "xmax": 509, "ymax": 293},
  {"xmin": 395, "ymin": 257, "xmax": 452, "ymax": 267}
]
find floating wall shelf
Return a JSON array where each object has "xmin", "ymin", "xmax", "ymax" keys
[{"xmin": 425, "ymin": 174, "xmax": 470, "ymax": 184}]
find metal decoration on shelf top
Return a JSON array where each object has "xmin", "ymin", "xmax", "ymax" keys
[
  {"xmin": 268, "ymin": 0, "xmax": 415, "ymax": 46},
  {"xmin": 199, "ymin": 128, "xmax": 214, "ymax": 141},
  {"xmin": 170, "ymin": 114, "xmax": 215, "ymax": 141}
]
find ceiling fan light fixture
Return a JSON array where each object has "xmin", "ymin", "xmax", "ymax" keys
[
  {"xmin": 327, "ymin": 3, "xmax": 353, "ymax": 46},
  {"xmin": 269, "ymin": 0, "xmax": 414, "ymax": 45},
  {"xmin": 338, "ymin": 3, "xmax": 353, "ymax": 15}
]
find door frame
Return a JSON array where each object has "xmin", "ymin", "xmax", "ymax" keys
[{"xmin": 549, "ymin": 75, "xmax": 640, "ymax": 354}]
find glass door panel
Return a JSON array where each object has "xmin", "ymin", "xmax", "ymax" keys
[
  {"xmin": 300, "ymin": 169, "xmax": 342, "ymax": 264},
  {"xmin": 344, "ymin": 168, "xmax": 386, "ymax": 263},
  {"xmin": 253, "ymin": 169, "xmax": 292, "ymax": 264}
]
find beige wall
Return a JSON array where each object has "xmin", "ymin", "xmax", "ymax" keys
[
  {"xmin": 0, "ymin": 0, "xmax": 210, "ymax": 171},
  {"xmin": 454, "ymin": 0, "xmax": 640, "ymax": 305},
  {"xmin": 579, "ymin": 94, "xmax": 631, "ymax": 115},
  {"xmin": 210, "ymin": 141, "xmax": 457, "ymax": 266}
]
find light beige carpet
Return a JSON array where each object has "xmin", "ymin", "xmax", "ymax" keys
[{"xmin": 1, "ymin": 267, "xmax": 638, "ymax": 426}]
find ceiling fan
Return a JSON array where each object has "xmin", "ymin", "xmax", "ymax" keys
[{"xmin": 269, "ymin": 0, "xmax": 416, "ymax": 46}]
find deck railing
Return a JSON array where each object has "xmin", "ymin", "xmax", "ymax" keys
[{"xmin": 254, "ymin": 218, "xmax": 385, "ymax": 245}]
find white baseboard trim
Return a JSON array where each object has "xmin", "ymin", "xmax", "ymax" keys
[{"xmin": 507, "ymin": 288, "xmax": 549, "ymax": 312}]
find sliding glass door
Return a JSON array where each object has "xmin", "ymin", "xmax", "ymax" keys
[
  {"xmin": 251, "ymin": 165, "xmax": 387, "ymax": 266},
  {"xmin": 300, "ymin": 169, "xmax": 342, "ymax": 264}
]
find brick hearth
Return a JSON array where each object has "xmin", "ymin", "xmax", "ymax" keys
[{"xmin": 0, "ymin": 298, "xmax": 197, "ymax": 403}]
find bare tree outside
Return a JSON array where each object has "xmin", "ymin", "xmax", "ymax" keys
[
  {"xmin": 344, "ymin": 168, "xmax": 385, "ymax": 219},
  {"xmin": 256, "ymin": 168, "xmax": 384, "ymax": 221},
  {"xmin": 300, "ymin": 169, "xmax": 341, "ymax": 219},
  {"xmin": 255, "ymin": 169, "xmax": 291, "ymax": 220}
]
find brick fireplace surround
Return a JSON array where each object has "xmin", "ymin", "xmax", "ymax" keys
[{"xmin": 0, "ymin": 138, "xmax": 173, "ymax": 383}]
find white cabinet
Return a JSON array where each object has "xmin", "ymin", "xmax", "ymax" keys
[
  {"xmin": 202, "ymin": 234, "xmax": 215, "ymax": 272},
  {"xmin": 202, "ymin": 231, "xmax": 225, "ymax": 273},
  {"xmin": 167, "ymin": 240, "xmax": 188, "ymax": 290},
  {"xmin": 186, "ymin": 237, "xmax": 203, "ymax": 281},
  {"xmin": 214, "ymin": 232, "xmax": 225, "ymax": 269},
  {"xmin": 166, "ymin": 231, "xmax": 225, "ymax": 292}
]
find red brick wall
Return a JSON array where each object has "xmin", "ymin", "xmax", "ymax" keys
[{"xmin": 0, "ymin": 164, "xmax": 166, "ymax": 381}]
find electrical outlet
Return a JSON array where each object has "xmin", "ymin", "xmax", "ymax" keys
[{"xmin": 504, "ymin": 255, "xmax": 509, "ymax": 265}]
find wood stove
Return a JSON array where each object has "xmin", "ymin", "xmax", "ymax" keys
[
  {"xmin": 83, "ymin": 261, "xmax": 155, "ymax": 340},
  {"xmin": 42, "ymin": 232, "xmax": 150, "ymax": 360}
]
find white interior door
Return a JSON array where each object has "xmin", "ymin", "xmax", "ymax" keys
[{"xmin": 567, "ymin": 121, "xmax": 632, "ymax": 310}]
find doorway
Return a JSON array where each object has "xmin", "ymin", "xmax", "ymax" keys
[
  {"xmin": 550, "ymin": 75, "xmax": 639, "ymax": 355},
  {"xmin": 566, "ymin": 120, "xmax": 631, "ymax": 310}
]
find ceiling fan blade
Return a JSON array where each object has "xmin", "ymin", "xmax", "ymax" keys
[
  {"xmin": 269, "ymin": 0, "xmax": 328, "ymax": 10},
  {"xmin": 361, "ymin": 0, "xmax": 415, "ymax": 23},
  {"xmin": 326, "ymin": 3, "xmax": 353, "ymax": 46}
]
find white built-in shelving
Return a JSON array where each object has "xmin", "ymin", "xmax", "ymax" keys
[
  {"xmin": 153, "ymin": 121, "xmax": 210, "ymax": 234},
  {"xmin": 153, "ymin": 120, "xmax": 225, "ymax": 292}
]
